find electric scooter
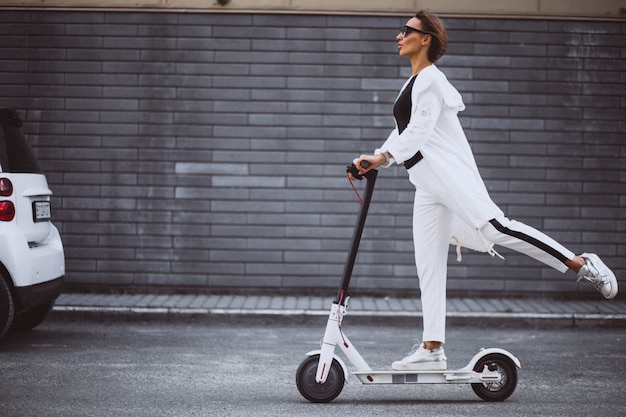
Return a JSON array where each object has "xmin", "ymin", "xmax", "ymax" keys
[{"xmin": 296, "ymin": 162, "xmax": 521, "ymax": 403}]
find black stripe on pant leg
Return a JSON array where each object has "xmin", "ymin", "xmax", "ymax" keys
[{"xmin": 488, "ymin": 219, "xmax": 569, "ymax": 264}]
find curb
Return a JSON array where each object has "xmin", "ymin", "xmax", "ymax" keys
[{"xmin": 52, "ymin": 305, "xmax": 626, "ymax": 327}]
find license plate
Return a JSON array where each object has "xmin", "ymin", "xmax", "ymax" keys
[{"xmin": 33, "ymin": 201, "xmax": 51, "ymax": 222}]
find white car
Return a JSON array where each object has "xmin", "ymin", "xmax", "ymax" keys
[{"xmin": 0, "ymin": 108, "xmax": 65, "ymax": 340}]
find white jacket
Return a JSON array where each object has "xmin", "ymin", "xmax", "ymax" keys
[{"xmin": 375, "ymin": 65, "xmax": 504, "ymax": 256}]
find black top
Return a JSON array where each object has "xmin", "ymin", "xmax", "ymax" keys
[{"xmin": 393, "ymin": 75, "xmax": 417, "ymax": 135}]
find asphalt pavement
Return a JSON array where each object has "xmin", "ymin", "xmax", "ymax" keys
[
  {"xmin": 53, "ymin": 292, "xmax": 626, "ymax": 327},
  {"xmin": 2, "ymin": 317, "xmax": 625, "ymax": 416}
]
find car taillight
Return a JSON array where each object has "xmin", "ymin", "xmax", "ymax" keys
[
  {"xmin": 0, "ymin": 178, "xmax": 13, "ymax": 196},
  {"xmin": 0, "ymin": 200, "xmax": 15, "ymax": 221}
]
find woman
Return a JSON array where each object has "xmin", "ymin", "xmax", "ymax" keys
[{"xmin": 351, "ymin": 10, "xmax": 618, "ymax": 371}]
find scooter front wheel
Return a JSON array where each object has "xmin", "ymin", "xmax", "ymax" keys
[
  {"xmin": 471, "ymin": 353, "xmax": 518, "ymax": 402},
  {"xmin": 296, "ymin": 355, "xmax": 344, "ymax": 403}
]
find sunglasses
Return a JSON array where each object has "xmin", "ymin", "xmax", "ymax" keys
[{"xmin": 399, "ymin": 25, "xmax": 432, "ymax": 37}]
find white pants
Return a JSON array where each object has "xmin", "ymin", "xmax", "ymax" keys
[{"xmin": 411, "ymin": 175, "xmax": 575, "ymax": 344}]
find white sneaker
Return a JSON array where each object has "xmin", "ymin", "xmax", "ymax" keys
[
  {"xmin": 391, "ymin": 341, "xmax": 447, "ymax": 371},
  {"xmin": 577, "ymin": 253, "xmax": 618, "ymax": 299}
]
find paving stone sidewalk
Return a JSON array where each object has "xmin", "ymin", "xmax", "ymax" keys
[{"xmin": 53, "ymin": 293, "xmax": 626, "ymax": 326}]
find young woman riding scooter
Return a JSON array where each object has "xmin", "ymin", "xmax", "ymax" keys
[{"xmin": 350, "ymin": 10, "xmax": 618, "ymax": 372}]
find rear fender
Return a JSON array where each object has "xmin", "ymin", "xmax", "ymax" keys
[{"xmin": 465, "ymin": 348, "xmax": 521, "ymax": 370}]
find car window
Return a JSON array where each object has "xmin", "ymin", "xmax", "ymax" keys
[{"xmin": 0, "ymin": 108, "xmax": 42, "ymax": 173}]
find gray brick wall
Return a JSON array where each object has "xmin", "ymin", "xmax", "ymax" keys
[{"xmin": 1, "ymin": 10, "xmax": 624, "ymax": 297}]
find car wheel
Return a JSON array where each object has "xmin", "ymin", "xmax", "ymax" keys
[
  {"xmin": 0, "ymin": 274, "xmax": 15, "ymax": 340},
  {"xmin": 11, "ymin": 301, "xmax": 54, "ymax": 332}
]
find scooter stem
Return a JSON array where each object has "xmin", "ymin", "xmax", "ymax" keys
[{"xmin": 335, "ymin": 168, "xmax": 378, "ymax": 305}]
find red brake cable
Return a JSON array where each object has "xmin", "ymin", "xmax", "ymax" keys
[{"xmin": 347, "ymin": 173, "xmax": 363, "ymax": 205}]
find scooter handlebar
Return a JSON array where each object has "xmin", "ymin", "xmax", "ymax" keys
[{"xmin": 346, "ymin": 160, "xmax": 372, "ymax": 180}]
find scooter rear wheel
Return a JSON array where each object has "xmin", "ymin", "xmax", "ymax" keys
[
  {"xmin": 471, "ymin": 353, "xmax": 518, "ymax": 402},
  {"xmin": 296, "ymin": 355, "xmax": 344, "ymax": 403}
]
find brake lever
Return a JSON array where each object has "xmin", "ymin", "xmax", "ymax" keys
[{"xmin": 346, "ymin": 160, "xmax": 370, "ymax": 180}]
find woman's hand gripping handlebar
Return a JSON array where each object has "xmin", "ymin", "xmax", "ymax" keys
[
  {"xmin": 346, "ymin": 160, "xmax": 370, "ymax": 180},
  {"xmin": 346, "ymin": 153, "xmax": 388, "ymax": 180}
]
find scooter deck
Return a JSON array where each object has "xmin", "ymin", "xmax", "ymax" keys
[{"xmin": 352, "ymin": 366, "xmax": 501, "ymax": 385}]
